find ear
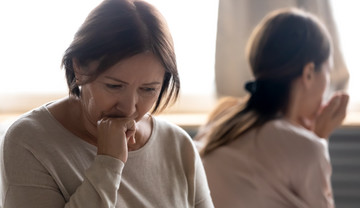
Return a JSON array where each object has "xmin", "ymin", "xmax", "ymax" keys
[
  {"xmin": 72, "ymin": 58, "xmax": 80, "ymax": 75},
  {"xmin": 301, "ymin": 62, "xmax": 316, "ymax": 89},
  {"xmin": 72, "ymin": 58, "xmax": 83, "ymax": 84}
]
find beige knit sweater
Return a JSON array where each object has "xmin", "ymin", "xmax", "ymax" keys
[{"xmin": 1, "ymin": 105, "xmax": 214, "ymax": 208}]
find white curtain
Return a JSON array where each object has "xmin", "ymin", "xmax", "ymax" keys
[{"xmin": 215, "ymin": 0, "xmax": 349, "ymax": 97}]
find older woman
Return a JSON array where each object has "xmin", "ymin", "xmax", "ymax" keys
[{"xmin": 0, "ymin": 0, "xmax": 214, "ymax": 207}]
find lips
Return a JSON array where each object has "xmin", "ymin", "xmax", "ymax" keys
[{"xmin": 102, "ymin": 112, "xmax": 139, "ymax": 121}]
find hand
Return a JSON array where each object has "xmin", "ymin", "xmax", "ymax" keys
[
  {"xmin": 313, "ymin": 92, "xmax": 349, "ymax": 139},
  {"xmin": 97, "ymin": 117, "xmax": 136, "ymax": 163}
]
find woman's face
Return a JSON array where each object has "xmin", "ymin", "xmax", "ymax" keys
[
  {"xmin": 77, "ymin": 52, "xmax": 165, "ymax": 127},
  {"xmin": 302, "ymin": 58, "xmax": 332, "ymax": 120}
]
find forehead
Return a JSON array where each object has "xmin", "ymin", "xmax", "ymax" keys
[{"xmin": 99, "ymin": 52, "xmax": 165, "ymax": 81}]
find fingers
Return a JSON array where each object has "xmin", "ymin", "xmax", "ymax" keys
[
  {"xmin": 124, "ymin": 120, "xmax": 136, "ymax": 140},
  {"xmin": 314, "ymin": 92, "xmax": 349, "ymax": 139},
  {"xmin": 98, "ymin": 117, "xmax": 136, "ymax": 141},
  {"xmin": 96, "ymin": 117, "xmax": 137, "ymax": 162},
  {"xmin": 321, "ymin": 94, "xmax": 341, "ymax": 116},
  {"xmin": 334, "ymin": 93, "xmax": 349, "ymax": 121},
  {"xmin": 128, "ymin": 136, "xmax": 136, "ymax": 145},
  {"xmin": 326, "ymin": 93, "xmax": 349, "ymax": 122}
]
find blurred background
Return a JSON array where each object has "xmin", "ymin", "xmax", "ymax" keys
[{"xmin": 0, "ymin": 0, "xmax": 359, "ymax": 207}]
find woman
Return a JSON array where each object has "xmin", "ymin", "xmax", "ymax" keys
[
  {"xmin": 195, "ymin": 8, "xmax": 348, "ymax": 208},
  {"xmin": 0, "ymin": 0, "xmax": 214, "ymax": 207}
]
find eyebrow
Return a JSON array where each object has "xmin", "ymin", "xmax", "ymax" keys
[{"xmin": 104, "ymin": 76, "xmax": 162, "ymax": 85}]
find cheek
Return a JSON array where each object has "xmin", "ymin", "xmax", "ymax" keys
[
  {"xmin": 320, "ymin": 72, "xmax": 329, "ymax": 91},
  {"xmin": 302, "ymin": 97, "xmax": 322, "ymax": 119},
  {"xmin": 318, "ymin": 72, "xmax": 330, "ymax": 103},
  {"xmin": 81, "ymin": 86, "xmax": 110, "ymax": 121},
  {"xmin": 311, "ymin": 73, "xmax": 329, "ymax": 116},
  {"xmin": 137, "ymin": 91, "xmax": 162, "ymax": 114},
  {"xmin": 139, "ymin": 95, "xmax": 159, "ymax": 113}
]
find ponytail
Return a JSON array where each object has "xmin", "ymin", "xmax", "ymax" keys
[{"xmin": 198, "ymin": 79, "xmax": 288, "ymax": 156}]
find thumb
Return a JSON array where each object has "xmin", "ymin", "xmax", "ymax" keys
[{"xmin": 125, "ymin": 120, "xmax": 136, "ymax": 139}]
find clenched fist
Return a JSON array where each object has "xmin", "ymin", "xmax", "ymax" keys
[{"xmin": 97, "ymin": 117, "xmax": 137, "ymax": 163}]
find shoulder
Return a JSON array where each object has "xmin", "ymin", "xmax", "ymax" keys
[
  {"xmin": 1, "ymin": 106, "xmax": 49, "ymax": 165},
  {"xmin": 259, "ymin": 119, "xmax": 328, "ymax": 160},
  {"xmin": 4, "ymin": 106, "xmax": 48, "ymax": 142},
  {"xmin": 2, "ymin": 105, "xmax": 63, "ymax": 152},
  {"xmin": 151, "ymin": 115, "xmax": 198, "ymax": 157},
  {"xmin": 152, "ymin": 116, "xmax": 192, "ymax": 141},
  {"xmin": 262, "ymin": 119, "xmax": 326, "ymax": 146}
]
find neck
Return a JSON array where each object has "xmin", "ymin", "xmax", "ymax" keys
[
  {"xmin": 69, "ymin": 96, "xmax": 99, "ymax": 146},
  {"xmin": 284, "ymin": 82, "xmax": 311, "ymax": 129}
]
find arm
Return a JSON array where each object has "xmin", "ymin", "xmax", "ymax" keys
[
  {"xmin": 65, "ymin": 155, "xmax": 124, "ymax": 208},
  {"xmin": 2, "ymin": 117, "xmax": 135, "ymax": 208},
  {"xmin": 2, "ymin": 139, "xmax": 124, "ymax": 208}
]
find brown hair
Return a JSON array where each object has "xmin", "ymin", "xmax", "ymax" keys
[
  {"xmin": 198, "ymin": 8, "xmax": 332, "ymax": 156},
  {"xmin": 61, "ymin": 0, "xmax": 180, "ymax": 113}
]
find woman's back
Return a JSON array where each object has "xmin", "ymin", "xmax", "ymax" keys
[
  {"xmin": 197, "ymin": 8, "xmax": 348, "ymax": 207},
  {"xmin": 202, "ymin": 119, "xmax": 333, "ymax": 208}
]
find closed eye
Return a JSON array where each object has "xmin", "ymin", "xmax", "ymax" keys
[
  {"xmin": 106, "ymin": 84, "xmax": 123, "ymax": 89},
  {"xmin": 141, "ymin": 87, "xmax": 156, "ymax": 92}
]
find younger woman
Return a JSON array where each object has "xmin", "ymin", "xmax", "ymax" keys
[{"xmin": 196, "ymin": 8, "xmax": 348, "ymax": 208}]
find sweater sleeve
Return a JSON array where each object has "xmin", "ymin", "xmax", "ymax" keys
[
  {"xmin": 65, "ymin": 155, "xmax": 124, "ymax": 208},
  {"xmin": 2, "ymin": 138, "xmax": 124, "ymax": 208}
]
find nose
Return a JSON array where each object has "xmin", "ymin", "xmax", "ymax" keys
[{"xmin": 116, "ymin": 91, "xmax": 138, "ymax": 118}]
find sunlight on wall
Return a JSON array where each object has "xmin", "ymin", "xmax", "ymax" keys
[
  {"xmin": 0, "ymin": 0, "xmax": 218, "ymax": 98},
  {"xmin": 0, "ymin": 0, "xmax": 102, "ymax": 94},
  {"xmin": 147, "ymin": 0, "xmax": 218, "ymax": 95},
  {"xmin": 330, "ymin": 0, "xmax": 360, "ymax": 111}
]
